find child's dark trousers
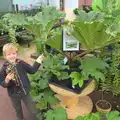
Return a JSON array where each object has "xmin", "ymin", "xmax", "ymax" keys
[{"xmin": 10, "ymin": 93, "xmax": 37, "ymax": 120}]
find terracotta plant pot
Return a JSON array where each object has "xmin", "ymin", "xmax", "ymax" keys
[{"xmin": 95, "ymin": 100, "xmax": 112, "ymax": 113}]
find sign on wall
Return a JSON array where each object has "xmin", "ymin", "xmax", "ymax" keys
[{"xmin": 62, "ymin": 29, "xmax": 80, "ymax": 51}]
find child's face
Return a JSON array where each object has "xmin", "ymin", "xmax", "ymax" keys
[{"xmin": 5, "ymin": 50, "xmax": 17, "ymax": 63}]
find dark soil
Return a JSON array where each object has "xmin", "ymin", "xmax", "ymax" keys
[
  {"xmin": 49, "ymin": 67, "xmax": 93, "ymax": 94},
  {"xmin": 89, "ymin": 91, "xmax": 120, "ymax": 112},
  {"xmin": 97, "ymin": 100, "xmax": 111, "ymax": 109},
  {"xmin": 49, "ymin": 78, "xmax": 92, "ymax": 94}
]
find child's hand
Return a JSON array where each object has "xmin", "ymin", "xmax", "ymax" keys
[
  {"xmin": 36, "ymin": 54, "xmax": 45, "ymax": 64},
  {"xmin": 5, "ymin": 73, "xmax": 14, "ymax": 84}
]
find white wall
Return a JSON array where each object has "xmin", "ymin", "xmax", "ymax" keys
[
  {"xmin": 65, "ymin": 0, "xmax": 78, "ymax": 8},
  {"xmin": 65, "ymin": 0, "xmax": 78, "ymax": 21}
]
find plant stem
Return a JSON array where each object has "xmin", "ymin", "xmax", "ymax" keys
[
  {"xmin": 73, "ymin": 50, "xmax": 89, "ymax": 60},
  {"xmin": 69, "ymin": 52, "xmax": 72, "ymax": 68},
  {"xmin": 102, "ymin": 91, "xmax": 104, "ymax": 101},
  {"xmin": 57, "ymin": 50, "xmax": 70, "ymax": 59},
  {"xmin": 52, "ymin": 21, "xmax": 68, "ymax": 29}
]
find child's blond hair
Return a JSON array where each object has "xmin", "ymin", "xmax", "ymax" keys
[{"xmin": 3, "ymin": 43, "xmax": 18, "ymax": 56}]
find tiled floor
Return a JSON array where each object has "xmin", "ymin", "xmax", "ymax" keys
[{"xmin": 0, "ymin": 44, "xmax": 36, "ymax": 120}]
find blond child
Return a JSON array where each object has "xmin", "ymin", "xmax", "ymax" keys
[{"xmin": 0, "ymin": 43, "xmax": 44, "ymax": 120}]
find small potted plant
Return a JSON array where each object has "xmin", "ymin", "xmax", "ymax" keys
[{"xmin": 95, "ymin": 90, "xmax": 112, "ymax": 113}]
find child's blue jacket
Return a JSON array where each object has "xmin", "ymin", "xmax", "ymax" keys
[{"xmin": 0, "ymin": 59, "xmax": 40, "ymax": 96}]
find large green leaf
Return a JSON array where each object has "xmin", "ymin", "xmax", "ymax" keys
[
  {"xmin": 34, "ymin": 6, "xmax": 65, "ymax": 27},
  {"xmin": 45, "ymin": 110, "xmax": 54, "ymax": 120},
  {"xmin": 70, "ymin": 21, "xmax": 120, "ymax": 51},
  {"xmin": 38, "ymin": 79, "xmax": 48, "ymax": 90},
  {"xmin": 45, "ymin": 107, "xmax": 67, "ymax": 120},
  {"xmin": 7, "ymin": 13, "xmax": 28, "ymax": 26},
  {"xmin": 43, "ymin": 90, "xmax": 58, "ymax": 105},
  {"xmin": 36, "ymin": 98, "xmax": 48, "ymax": 110},
  {"xmin": 69, "ymin": 56, "xmax": 108, "ymax": 87},
  {"xmin": 69, "ymin": 72, "xmax": 88, "ymax": 87},
  {"xmin": 81, "ymin": 56, "xmax": 108, "ymax": 70},
  {"xmin": 81, "ymin": 56, "xmax": 108, "ymax": 81},
  {"xmin": 26, "ymin": 24, "xmax": 43, "ymax": 38},
  {"xmin": 42, "ymin": 54, "xmax": 69, "ymax": 80},
  {"xmin": 68, "ymin": 55, "xmax": 109, "ymax": 88},
  {"xmin": 7, "ymin": 6, "xmax": 65, "ymax": 53},
  {"xmin": 75, "ymin": 112, "xmax": 100, "ymax": 120},
  {"xmin": 46, "ymin": 32, "xmax": 62, "ymax": 51},
  {"xmin": 106, "ymin": 111, "xmax": 120, "ymax": 120},
  {"xmin": 75, "ymin": 10, "xmax": 105, "ymax": 22}
]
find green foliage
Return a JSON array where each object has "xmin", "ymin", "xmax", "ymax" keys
[
  {"xmin": 106, "ymin": 23, "xmax": 120, "ymax": 36},
  {"xmin": 69, "ymin": 21, "xmax": 120, "ymax": 51},
  {"xmin": 106, "ymin": 111, "xmax": 120, "ymax": 120},
  {"xmin": 8, "ymin": 28, "xmax": 17, "ymax": 45},
  {"xmin": 0, "ymin": 19, "xmax": 5, "ymax": 31},
  {"xmin": 92, "ymin": 0, "xmax": 120, "ymax": 23},
  {"xmin": 92, "ymin": 0, "xmax": 120, "ymax": 12},
  {"xmin": 7, "ymin": 6, "xmax": 65, "ymax": 53},
  {"xmin": 68, "ymin": 10, "xmax": 120, "ymax": 54},
  {"xmin": 35, "ymin": 89, "xmax": 58, "ymax": 110},
  {"xmin": 106, "ymin": 0, "xmax": 120, "ymax": 12},
  {"xmin": 75, "ymin": 111, "xmax": 120, "ymax": 120},
  {"xmin": 34, "ymin": 6, "xmax": 64, "ymax": 27},
  {"xmin": 102, "ymin": 0, "xmax": 109, "ymax": 9},
  {"xmin": 0, "ymin": 13, "xmax": 18, "ymax": 45},
  {"xmin": 42, "ymin": 54, "xmax": 69, "ymax": 80},
  {"xmin": 45, "ymin": 107, "xmax": 67, "ymax": 120},
  {"xmin": 28, "ymin": 54, "xmax": 70, "ymax": 118},
  {"xmin": 69, "ymin": 56, "xmax": 108, "ymax": 87},
  {"xmin": 75, "ymin": 10, "xmax": 105, "ymax": 22},
  {"xmin": 81, "ymin": 56, "xmax": 108, "ymax": 81},
  {"xmin": 100, "ymin": 43, "xmax": 120, "ymax": 95},
  {"xmin": 90, "ymin": 1, "xmax": 120, "ymax": 95},
  {"xmin": 29, "ymin": 71, "xmax": 58, "ymax": 110},
  {"xmin": 37, "ymin": 113, "xmax": 43, "ymax": 120},
  {"xmin": 69, "ymin": 72, "xmax": 88, "ymax": 87},
  {"xmin": 29, "ymin": 54, "xmax": 70, "ymax": 109},
  {"xmin": 0, "ymin": 13, "xmax": 34, "ymax": 45},
  {"xmin": 75, "ymin": 112, "xmax": 101, "ymax": 120},
  {"xmin": 46, "ymin": 27, "xmax": 63, "ymax": 52}
]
